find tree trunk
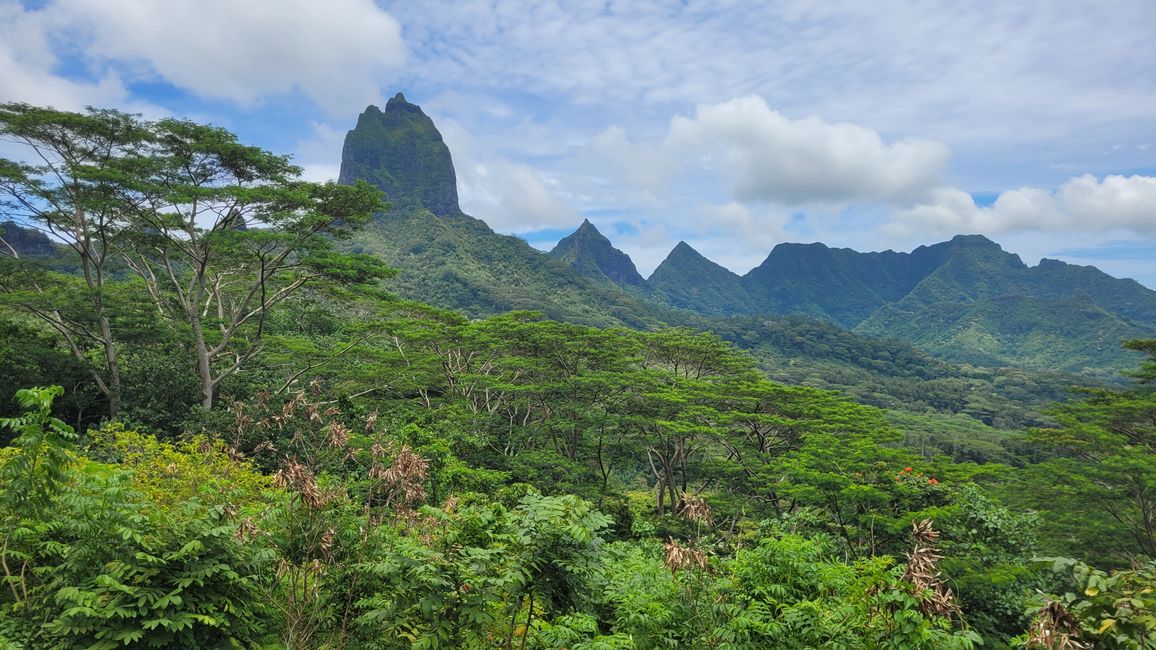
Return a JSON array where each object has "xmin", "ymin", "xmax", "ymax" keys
[
  {"xmin": 191, "ymin": 314, "xmax": 215, "ymax": 410},
  {"xmin": 78, "ymin": 231, "xmax": 122, "ymax": 418},
  {"xmin": 98, "ymin": 314, "xmax": 121, "ymax": 418}
]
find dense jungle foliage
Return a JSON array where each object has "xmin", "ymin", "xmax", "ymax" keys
[{"xmin": 0, "ymin": 104, "xmax": 1153, "ymax": 648}]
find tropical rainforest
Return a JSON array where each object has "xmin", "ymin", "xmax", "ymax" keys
[{"xmin": 0, "ymin": 99, "xmax": 1153, "ymax": 650}]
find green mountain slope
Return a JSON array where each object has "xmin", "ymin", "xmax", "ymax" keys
[
  {"xmin": 740, "ymin": 241, "xmax": 945, "ymax": 327},
  {"xmin": 349, "ymin": 208, "xmax": 663, "ymax": 327},
  {"xmin": 0, "ymin": 220, "xmax": 58, "ymax": 257},
  {"xmin": 548, "ymin": 219, "xmax": 645, "ymax": 287},
  {"xmin": 648, "ymin": 241, "xmax": 757, "ymax": 314},
  {"xmin": 855, "ymin": 236, "xmax": 1156, "ymax": 371},
  {"xmin": 333, "ymin": 92, "xmax": 1156, "ymax": 375},
  {"xmin": 337, "ymin": 97, "xmax": 663, "ymax": 328}
]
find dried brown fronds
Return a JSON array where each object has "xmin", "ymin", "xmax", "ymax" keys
[
  {"xmin": 382, "ymin": 445, "xmax": 429, "ymax": 510},
  {"xmin": 319, "ymin": 527, "xmax": 336, "ymax": 559},
  {"xmin": 678, "ymin": 492, "xmax": 713, "ymax": 527},
  {"xmin": 910, "ymin": 518, "xmax": 940, "ymax": 545},
  {"xmin": 664, "ymin": 538, "xmax": 709, "ymax": 573},
  {"xmin": 234, "ymin": 517, "xmax": 259, "ymax": 543},
  {"xmin": 1026, "ymin": 600, "xmax": 1089, "ymax": 650},
  {"xmin": 327, "ymin": 422, "xmax": 350, "ymax": 448},
  {"xmin": 275, "ymin": 457, "xmax": 326, "ymax": 509},
  {"xmin": 902, "ymin": 519, "xmax": 961, "ymax": 619},
  {"xmin": 365, "ymin": 411, "xmax": 379, "ymax": 433},
  {"xmin": 370, "ymin": 441, "xmax": 387, "ymax": 459},
  {"xmin": 442, "ymin": 495, "xmax": 460, "ymax": 515}
]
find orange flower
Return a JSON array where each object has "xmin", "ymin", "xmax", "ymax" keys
[
  {"xmin": 904, "ymin": 467, "xmax": 913, "ymax": 473},
  {"xmin": 928, "ymin": 478, "xmax": 939, "ymax": 485}
]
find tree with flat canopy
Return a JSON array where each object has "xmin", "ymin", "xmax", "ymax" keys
[
  {"xmin": 1026, "ymin": 339, "xmax": 1156, "ymax": 563},
  {"xmin": 0, "ymin": 103, "xmax": 392, "ymax": 413}
]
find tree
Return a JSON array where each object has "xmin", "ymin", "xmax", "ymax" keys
[
  {"xmin": 0, "ymin": 103, "xmax": 392, "ymax": 412},
  {"xmin": 1028, "ymin": 339, "xmax": 1156, "ymax": 562},
  {"xmin": 0, "ymin": 104, "xmax": 149, "ymax": 416}
]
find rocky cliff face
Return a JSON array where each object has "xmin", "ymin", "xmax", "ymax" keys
[
  {"xmin": 338, "ymin": 93, "xmax": 461, "ymax": 217},
  {"xmin": 0, "ymin": 221, "xmax": 58, "ymax": 257},
  {"xmin": 548, "ymin": 219, "xmax": 645, "ymax": 286}
]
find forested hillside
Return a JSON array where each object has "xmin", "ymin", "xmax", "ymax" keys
[{"xmin": 1, "ymin": 103, "xmax": 1153, "ymax": 649}]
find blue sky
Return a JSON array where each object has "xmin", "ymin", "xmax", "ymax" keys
[{"xmin": 3, "ymin": 0, "xmax": 1155, "ymax": 287}]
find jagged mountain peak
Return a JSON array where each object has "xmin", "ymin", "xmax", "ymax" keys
[
  {"xmin": 549, "ymin": 220, "xmax": 644, "ymax": 286},
  {"xmin": 339, "ymin": 93, "xmax": 461, "ymax": 218},
  {"xmin": 668, "ymin": 240, "xmax": 703, "ymax": 256},
  {"xmin": 648, "ymin": 240, "xmax": 755, "ymax": 315},
  {"xmin": 930, "ymin": 233, "xmax": 1026, "ymax": 271},
  {"xmin": 654, "ymin": 240, "xmax": 729, "ymax": 274}
]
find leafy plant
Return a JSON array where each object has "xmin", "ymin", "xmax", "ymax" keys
[{"xmin": 1022, "ymin": 558, "xmax": 1156, "ymax": 649}]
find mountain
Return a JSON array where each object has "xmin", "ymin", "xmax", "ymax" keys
[
  {"xmin": 635, "ymin": 232, "xmax": 1155, "ymax": 372},
  {"xmin": 0, "ymin": 221, "xmax": 58, "ymax": 257},
  {"xmin": 338, "ymin": 93, "xmax": 461, "ymax": 218},
  {"xmin": 741, "ymin": 241, "xmax": 947, "ymax": 327},
  {"xmin": 335, "ymin": 92, "xmax": 1156, "ymax": 375},
  {"xmin": 338, "ymin": 97, "xmax": 663, "ymax": 328},
  {"xmin": 854, "ymin": 237, "xmax": 1156, "ymax": 371},
  {"xmin": 648, "ymin": 241, "xmax": 756, "ymax": 314},
  {"xmin": 548, "ymin": 219, "xmax": 645, "ymax": 287}
]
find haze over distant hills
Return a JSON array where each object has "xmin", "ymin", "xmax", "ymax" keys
[{"xmin": 338, "ymin": 94, "xmax": 1156, "ymax": 374}]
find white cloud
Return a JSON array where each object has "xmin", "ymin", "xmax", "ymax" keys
[
  {"xmin": 384, "ymin": 1, "xmax": 1155, "ymax": 154},
  {"xmin": 584, "ymin": 97, "xmax": 949, "ymax": 209},
  {"xmin": 293, "ymin": 122, "xmax": 348, "ymax": 182},
  {"xmin": 664, "ymin": 97, "xmax": 950, "ymax": 205},
  {"xmin": 17, "ymin": 0, "xmax": 405, "ymax": 114},
  {"xmin": 589, "ymin": 126, "xmax": 674, "ymax": 192},
  {"xmin": 436, "ymin": 118, "xmax": 578, "ymax": 231},
  {"xmin": 478, "ymin": 163, "xmax": 578, "ymax": 229},
  {"xmin": 457, "ymin": 162, "xmax": 578, "ymax": 231},
  {"xmin": 0, "ymin": 2, "xmax": 130, "ymax": 109},
  {"xmin": 895, "ymin": 174, "xmax": 1156, "ymax": 236}
]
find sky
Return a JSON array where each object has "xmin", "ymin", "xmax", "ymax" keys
[{"xmin": 3, "ymin": 0, "xmax": 1156, "ymax": 287}]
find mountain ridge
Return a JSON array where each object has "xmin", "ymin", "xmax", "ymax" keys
[{"xmin": 336, "ymin": 92, "xmax": 1156, "ymax": 373}]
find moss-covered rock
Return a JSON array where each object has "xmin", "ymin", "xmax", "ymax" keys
[{"xmin": 338, "ymin": 92, "xmax": 461, "ymax": 218}]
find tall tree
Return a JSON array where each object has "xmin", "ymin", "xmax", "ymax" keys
[
  {"xmin": 0, "ymin": 103, "xmax": 391, "ymax": 411},
  {"xmin": 1028, "ymin": 339, "xmax": 1156, "ymax": 562},
  {"xmin": 0, "ymin": 104, "xmax": 149, "ymax": 416},
  {"xmin": 115, "ymin": 117, "xmax": 390, "ymax": 409}
]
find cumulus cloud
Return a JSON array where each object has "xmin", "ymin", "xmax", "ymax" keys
[
  {"xmin": 590, "ymin": 96, "xmax": 949, "ymax": 209},
  {"xmin": 589, "ymin": 126, "xmax": 675, "ymax": 192},
  {"xmin": 9, "ymin": 0, "xmax": 404, "ymax": 113},
  {"xmin": 0, "ymin": 2, "xmax": 131, "ymax": 109},
  {"xmin": 463, "ymin": 163, "xmax": 578, "ymax": 231},
  {"xmin": 690, "ymin": 202, "xmax": 789, "ymax": 270},
  {"xmin": 437, "ymin": 118, "xmax": 578, "ymax": 231},
  {"xmin": 386, "ymin": 1, "xmax": 1154, "ymax": 155},
  {"xmin": 895, "ymin": 174, "xmax": 1156, "ymax": 236},
  {"xmin": 293, "ymin": 122, "xmax": 349, "ymax": 182},
  {"xmin": 665, "ymin": 97, "xmax": 950, "ymax": 205}
]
